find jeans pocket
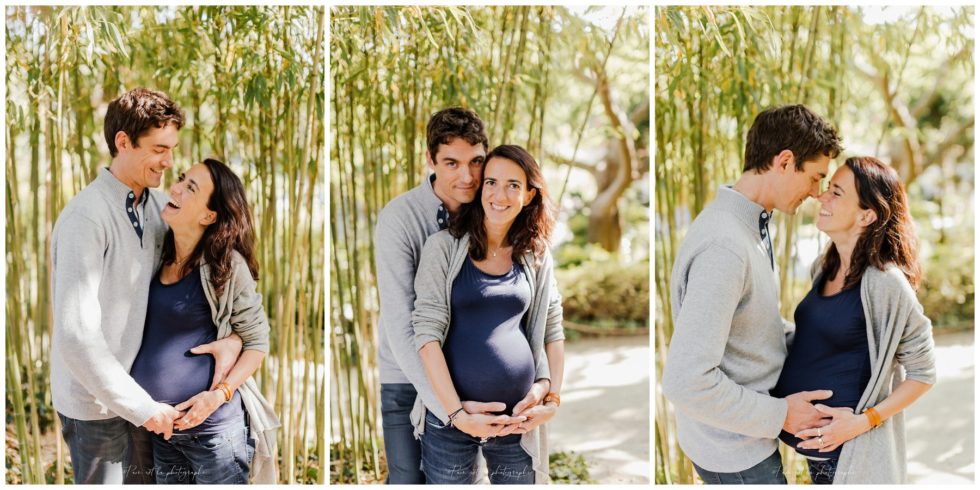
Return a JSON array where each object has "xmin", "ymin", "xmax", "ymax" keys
[
  {"xmin": 197, "ymin": 432, "xmax": 232, "ymax": 451},
  {"xmin": 424, "ymin": 411, "xmax": 449, "ymax": 431},
  {"xmin": 59, "ymin": 414, "xmax": 74, "ymax": 440}
]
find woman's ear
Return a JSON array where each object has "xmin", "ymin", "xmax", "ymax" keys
[
  {"xmin": 523, "ymin": 188, "xmax": 537, "ymax": 206},
  {"xmin": 201, "ymin": 211, "xmax": 217, "ymax": 226},
  {"xmin": 860, "ymin": 209, "xmax": 878, "ymax": 227}
]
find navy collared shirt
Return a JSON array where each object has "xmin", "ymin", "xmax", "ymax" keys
[
  {"xmin": 431, "ymin": 174, "xmax": 450, "ymax": 231},
  {"xmin": 126, "ymin": 188, "xmax": 151, "ymax": 245}
]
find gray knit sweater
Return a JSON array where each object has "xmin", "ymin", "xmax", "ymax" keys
[
  {"xmin": 661, "ymin": 186, "xmax": 791, "ymax": 472},
  {"xmin": 374, "ymin": 176, "xmax": 447, "ymax": 386},
  {"xmin": 50, "ymin": 168, "xmax": 168, "ymax": 426}
]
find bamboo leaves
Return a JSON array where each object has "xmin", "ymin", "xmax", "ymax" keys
[{"xmin": 6, "ymin": 6, "xmax": 324, "ymax": 484}]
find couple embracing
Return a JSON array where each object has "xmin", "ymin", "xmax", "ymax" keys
[
  {"xmin": 375, "ymin": 108, "xmax": 565, "ymax": 484},
  {"xmin": 662, "ymin": 104, "xmax": 936, "ymax": 484},
  {"xmin": 50, "ymin": 88, "xmax": 279, "ymax": 484}
]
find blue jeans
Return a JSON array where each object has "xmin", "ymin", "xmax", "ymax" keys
[
  {"xmin": 150, "ymin": 425, "xmax": 254, "ymax": 484},
  {"xmin": 125, "ymin": 424, "xmax": 157, "ymax": 483},
  {"xmin": 420, "ymin": 411, "xmax": 534, "ymax": 484},
  {"xmin": 59, "ymin": 413, "xmax": 130, "ymax": 484},
  {"xmin": 807, "ymin": 458, "xmax": 837, "ymax": 484},
  {"xmin": 381, "ymin": 383, "xmax": 425, "ymax": 484},
  {"xmin": 693, "ymin": 449, "xmax": 787, "ymax": 484}
]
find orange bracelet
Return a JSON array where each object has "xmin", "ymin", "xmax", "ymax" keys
[
  {"xmin": 864, "ymin": 406, "xmax": 882, "ymax": 429},
  {"xmin": 216, "ymin": 382, "xmax": 233, "ymax": 402}
]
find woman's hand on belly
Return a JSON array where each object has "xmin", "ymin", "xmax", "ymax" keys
[
  {"xmin": 794, "ymin": 404, "xmax": 872, "ymax": 453},
  {"xmin": 511, "ymin": 379, "xmax": 550, "ymax": 417},
  {"xmin": 173, "ymin": 390, "xmax": 225, "ymax": 431},
  {"xmin": 509, "ymin": 403, "xmax": 557, "ymax": 435}
]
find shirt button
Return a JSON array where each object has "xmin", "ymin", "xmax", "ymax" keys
[{"xmin": 133, "ymin": 222, "xmax": 138, "ymax": 227}]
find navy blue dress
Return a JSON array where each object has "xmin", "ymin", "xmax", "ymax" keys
[
  {"xmin": 443, "ymin": 257, "xmax": 535, "ymax": 415},
  {"xmin": 771, "ymin": 276, "xmax": 871, "ymax": 459}
]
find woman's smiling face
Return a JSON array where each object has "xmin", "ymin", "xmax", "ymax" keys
[
  {"xmin": 160, "ymin": 162, "xmax": 217, "ymax": 232},
  {"xmin": 481, "ymin": 156, "xmax": 537, "ymax": 230}
]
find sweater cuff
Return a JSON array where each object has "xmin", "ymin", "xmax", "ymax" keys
[
  {"xmin": 414, "ymin": 333, "xmax": 441, "ymax": 351},
  {"xmin": 129, "ymin": 399, "xmax": 163, "ymax": 427}
]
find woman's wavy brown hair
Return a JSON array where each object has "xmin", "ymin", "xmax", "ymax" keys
[
  {"xmin": 162, "ymin": 158, "xmax": 259, "ymax": 296},
  {"xmin": 449, "ymin": 144, "xmax": 555, "ymax": 262},
  {"xmin": 821, "ymin": 156, "xmax": 921, "ymax": 291}
]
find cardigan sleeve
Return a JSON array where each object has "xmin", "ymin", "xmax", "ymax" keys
[
  {"xmin": 542, "ymin": 252, "xmax": 565, "ymax": 344},
  {"xmin": 412, "ymin": 233, "xmax": 453, "ymax": 350},
  {"xmin": 228, "ymin": 253, "xmax": 271, "ymax": 353},
  {"xmin": 884, "ymin": 269, "xmax": 937, "ymax": 385}
]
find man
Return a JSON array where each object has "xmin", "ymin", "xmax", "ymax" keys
[
  {"xmin": 50, "ymin": 88, "xmax": 242, "ymax": 484},
  {"xmin": 374, "ymin": 107, "xmax": 561, "ymax": 483},
  {"xmin": 661, "ymin": 104, "xmax": 844, "ymax": 484}
]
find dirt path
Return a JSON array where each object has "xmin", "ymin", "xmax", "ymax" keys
[
  {"xmin": 548, "ymin": 335, "xmax": 650, "ymax": 484},
  {"xmin": 906, "ymin": 329, "xmax": 974, "ymax": 484}
]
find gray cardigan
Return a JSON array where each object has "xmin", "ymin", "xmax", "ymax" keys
[
  {"xmin": 661, "ymin": 186, "xmax": 791, "ymax": 472},
  {"xmin": 410, "ymin": 231, "xmax": 565, "ymax": 484},
  {"xmin": 807, "ymin": 258, "xmax": 937, "ymax": 484},
  {"xmin": 201, "ymin": 251, "xmax": 281, "ymax": 483}
]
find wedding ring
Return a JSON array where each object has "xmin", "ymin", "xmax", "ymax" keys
[
  {"xmin": 817, "ymin": 428, "xmax": 822, "ymax": 437},
  {"xmin": 818, "ymin": 436, "xmax": 824, "ymax": 445}
]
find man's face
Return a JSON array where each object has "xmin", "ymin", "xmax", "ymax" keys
[
  {"xmin": 427, "ymin": 138, "xmax": 486, "ymax": 213},
  {"xmin": 116, "ymin": 123, "xmax": 179, "ymax": 190},
  {"xmin": 775, "ymin": 154, "xmax": 831, "ymax": 214}
]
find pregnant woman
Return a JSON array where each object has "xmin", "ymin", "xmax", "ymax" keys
[
  {"xmin": 412, "ymin": 145, "xmax": 565, "ymax": 484},
  {"xmin": 130, "ymin": 158, "xmax": 279, "ymax": 484},
  {"xmin": 771, "ymin": 156, "xmax": 935, "ymax": 484}
]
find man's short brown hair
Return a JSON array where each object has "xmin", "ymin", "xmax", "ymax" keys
[
  {"xmin": 426, "ymin": 107, "xmax": 488, "ymax": 161},
  {"xmin": 743, "ymin": 104, "xmax": 842, "ymax": 172},
  {"xmin": 104, "ymin": 88, "xmax": 185, "ymax": 157}
]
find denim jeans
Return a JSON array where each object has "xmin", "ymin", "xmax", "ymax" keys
[
  {"xmin": 807, "ymin": 458, "xmax": 838, "ymax": 484},
  {"xmin": 420, "ymin": 410, "xmax": 534, "ymax": 484},
  {"xmin": 381, "ymin": 383, "xmax": 425, "ymax": 484},
  {"xmin": 58, "ymin": 413, "xmax": 130, "ymax": 484},
  {"xmin": 151, "ymin": 425, "xmax": 254, "ymax": 484},
  {"xmin": 125, "ymin": 424, "xmax": 157, "ymax": 484},
  {"xmin": 693, "ymin": 449, "xmax": 787, "ymax": 484}
]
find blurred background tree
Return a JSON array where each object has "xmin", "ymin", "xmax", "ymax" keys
[
  {"xmin": 655, "ymin": 6, "xmax": 973, "ymax": 484},
  {"xmin": 5, "ymin": 6, "xmax": 325, "ymax": 484},
  {"xmin": 330, "ymin": 5, "xmax": 649, "ymax": 483}
]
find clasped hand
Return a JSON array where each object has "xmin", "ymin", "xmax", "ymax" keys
[{"xmin": 453, "ymin": 380, "xmax": 556, "ymax": 439}]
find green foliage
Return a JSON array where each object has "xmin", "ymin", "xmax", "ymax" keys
[
  {"xmin": 331, "ymin": 6, "xmax": 648, "ymax": 481},
  {"xmin": 6, "ymin": 6, "xmax": 325, "ymax": 484},
  {"xmin": 555, "ymin": 258, "xmax": 649, "ymax": 329},
  {"xmin": 655, "ymin": 5, "xmax": 973, "ymax": 484},
  {"xmin": 549, "ymin": 450, "xmax": 594, "ymax": 484}
]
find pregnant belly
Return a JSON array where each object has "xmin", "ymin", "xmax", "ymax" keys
[
  {"xmin": 131, "ymin": 350, "xmax": 215, "ymax": 405},
  {"xmin": 444, "ymin": 329, "xmax": 535, "ymax": 415}
]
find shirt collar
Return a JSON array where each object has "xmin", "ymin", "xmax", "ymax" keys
[
  {"xmin": 97, "ymin": 167, "xmax": 149, "ymax": 205},
  {"xmin": 710, "ymin": 185, "xmax": 770, "ymax": 233},
  {"xmin": 426, "ymin": 173, "xmax": 450, "ymax": 230}
]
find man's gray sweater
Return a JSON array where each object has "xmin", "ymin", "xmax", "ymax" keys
[
  {"xmin": 661, "ymin": 186, "xmax": 791, "ymax": 473},
  {"xmin": 50, "ymin": 168, "xmax": 167, "ymax": 426},
  {"xmin": 374, "ymin": 175, "xmax": 446, "ymax": 386}
]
